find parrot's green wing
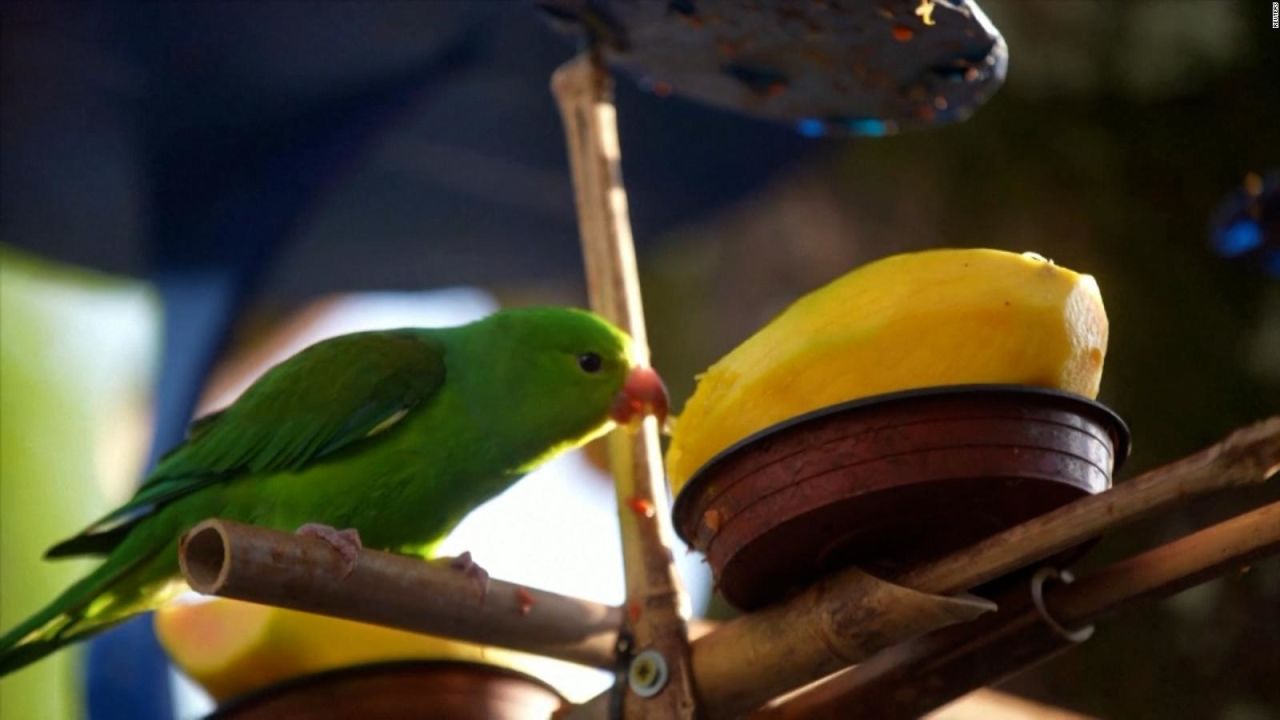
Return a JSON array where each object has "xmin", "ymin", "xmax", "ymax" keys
[{"xmin": 46, "ymin": 329, "xmax": 445, "ymax": 558}]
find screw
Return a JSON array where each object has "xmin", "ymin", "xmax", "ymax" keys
[{"xmin": 627, "ymin": 649, "xmax": 669, "ymax": 698}]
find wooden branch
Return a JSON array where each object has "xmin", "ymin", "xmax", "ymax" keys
[
  {"xmin": 178, "ymin": 519, "xmax": 621, "ymax": 669},
  {"xmin": 552, "ymin": 53, "xmax": 697, "ymax": 719},
  {"xmin": 892, "ymin": 416, "xmax": 1280, "ymax": 595},
  {"xmin": 1049, "ymin": 499, "xmax": 1280, "ymax": 624},
  {"xmin": 757, "ymin": 500, "xmax": 1280, "ymax": 719}
]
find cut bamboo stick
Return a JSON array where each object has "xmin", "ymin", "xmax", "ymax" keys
[
  {"xmin": 552, "ymin": 53, "xmax": 697, "ymax": 719},
  {"xmin": 178, "ymin": 519, "xmax": 621, "ymax": 669},
  {"xmin": 757, "ymin": 500, "xmax": 1280, "ymax": 719},
  {"xmin": 690, "ymin": 569, "xmax": 996, "ymax": 719}
]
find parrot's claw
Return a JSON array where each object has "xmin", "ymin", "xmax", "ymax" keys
[
  {"xmin": 448, "ymin": 551, "xmax": 490, "ymax": 600},
  {"xmin": 296, "ymin": 523, "xmax": 362, "ymax": 578}
]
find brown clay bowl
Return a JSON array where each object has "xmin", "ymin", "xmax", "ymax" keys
[
  {"xmin": 672, "ymin": 385, "xmax": 1129, "ymax": 611},
  {"xmin": 208, "ymin": 660, "xmax": 565, "ymax": 720}
]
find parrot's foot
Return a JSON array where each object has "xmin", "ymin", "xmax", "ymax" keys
[
  {"xmin": 447, "ymin": 551, "xmax": 490, "ymax": 600},
  {"xmin": 297, "ymin": 523, "xmax": 362, "ymax": 578}
]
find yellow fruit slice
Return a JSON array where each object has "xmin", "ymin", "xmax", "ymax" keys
[
  {"xmin": 665, "ymin": 249, "xmax": 1108, "ymax": 494},
  {"xmin": 155, "ymin": 599, "xmax": 603, "ymax": 703}
]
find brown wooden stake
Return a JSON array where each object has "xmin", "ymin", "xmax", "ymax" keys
[
  {"xmin": 756, "ymin": 500, "xmax": 1280, "ymax": 719},
  {"xmin": 551, "ymin": 53, "xmax": 697, "ymax": 719},
  {"xmin": 178, "ymin": 519, "xmax": 622, "ymax": 669}
]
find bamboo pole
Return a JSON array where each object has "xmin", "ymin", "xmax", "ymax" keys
[
  {"xmin": 551, "ymin": 53, "xmax": 697, "ymax": 718},
  {"xmin": 892, "ymin": 416, "xmax": 1280, "ymax": 595},
  {"xmin": 178, "ymin": 519, "xmax": 622, "ymax": 669},
  {"xmin": 756, "ymin": 500, "xmax": 1280, "ymax": 719},
  {"xmin": 1048, "ymin": 500, "xmax": 1280, "ymax": 623}
]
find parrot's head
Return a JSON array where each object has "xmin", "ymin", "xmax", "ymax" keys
[{"xmin": 471, "ymin": 307, "xmax": 668, "ymax": 455}]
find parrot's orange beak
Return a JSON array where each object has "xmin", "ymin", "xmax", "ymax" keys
[{"xmin": 611, "ymin": 367, "xmax": 669, "ymax": 426}]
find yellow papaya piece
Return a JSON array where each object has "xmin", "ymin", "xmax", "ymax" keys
[
  {"xmin": 666, "ymin": 249, "xmax": 1108, "ymax": 494},
  {"xmin": 155, "ymin": 599, "xmax": 603, "ymax": 703}
]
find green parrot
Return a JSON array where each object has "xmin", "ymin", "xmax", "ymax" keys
[{"xmin": 0, "ymin": 306, "xmax": 668, "ymax": 676}]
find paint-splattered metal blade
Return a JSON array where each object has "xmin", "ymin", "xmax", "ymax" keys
[{"xmin": 539, "ymin": 0, "xmax": 1008, "ymax": 136}]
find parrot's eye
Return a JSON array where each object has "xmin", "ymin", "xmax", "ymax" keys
[{"xmin": 577, "ymin": 352, "xmax": 603, "ymax": 374}]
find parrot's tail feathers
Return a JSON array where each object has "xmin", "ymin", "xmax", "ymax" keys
[
  {"xmin": 0, "ymin": 548, "xmax": 157, "ymax": 677},
  {"xmin": 45, "ymin": 500, "xmax": 165, "ymax": 560},
  {"xmin": 44, "ymin": 524, "xmax": 134, "ymax": 559}
]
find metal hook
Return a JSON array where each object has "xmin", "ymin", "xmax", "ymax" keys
[
  {"xmin": 1030, "ymin": 567, "xmax": 1095, "ymax": 643},
  {"xmin": 628, "ymin": 649, "xmax": 670, "ymax": 698}
]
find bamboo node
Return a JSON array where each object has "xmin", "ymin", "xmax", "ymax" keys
[{"xmin": 1031, "ymin": 567, "xmax": 1094, "ymax": 643}]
